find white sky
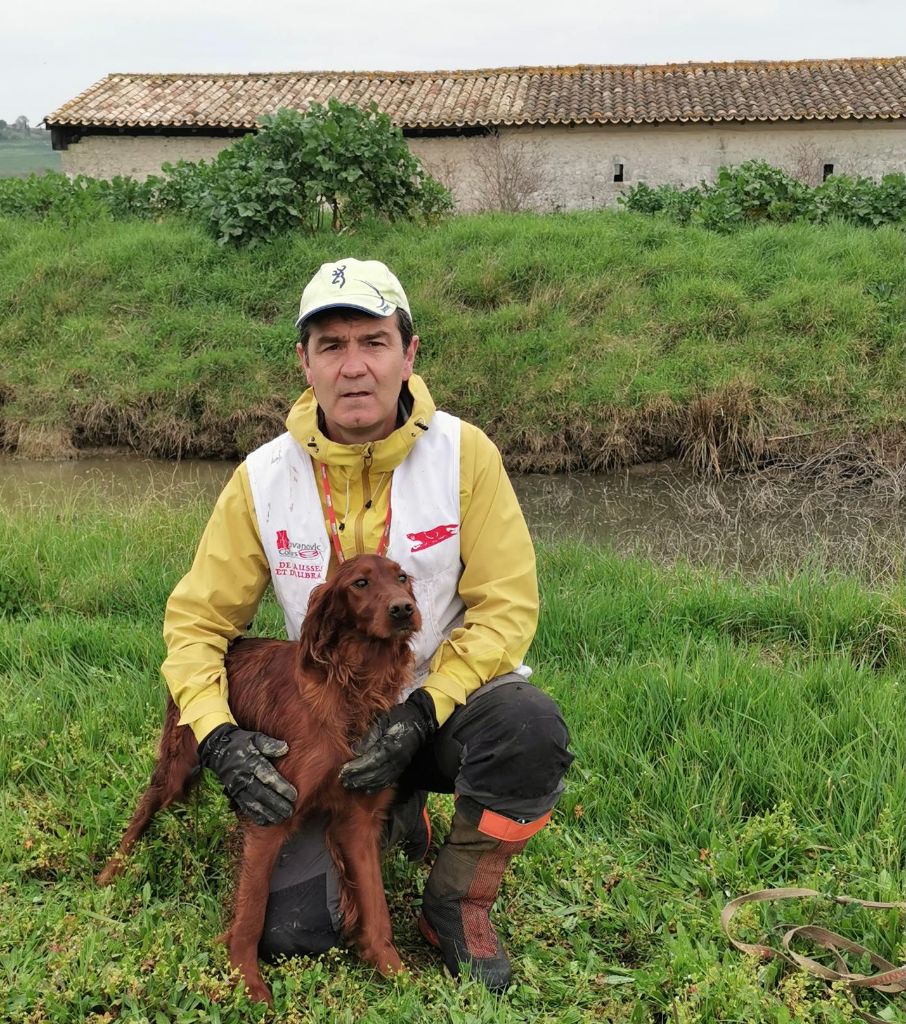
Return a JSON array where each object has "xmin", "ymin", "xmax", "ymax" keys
[{"xmin": 5, "ymin": 0, "xmax": 906, "ymax": 124}]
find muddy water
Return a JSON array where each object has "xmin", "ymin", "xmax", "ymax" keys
[{"xmin": 2, "ymin": 457, "xmax": 905, "ymax": 580}]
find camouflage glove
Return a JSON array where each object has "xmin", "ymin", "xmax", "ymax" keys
[
  {"xmin": 198, "ymin": 724, "xmax": 298, "ymax": 825},
  {"xmin": 339, "ymin": 690, "xmax": 438, "ymax": 794}
]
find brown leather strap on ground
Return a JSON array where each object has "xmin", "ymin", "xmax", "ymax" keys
[{"xmin": 721, "ymin": 888, "xmax": 906, "ymax": 1024}]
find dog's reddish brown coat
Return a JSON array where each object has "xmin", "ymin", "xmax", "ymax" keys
[{"xmin": 97, "ymin": 554, "xmax": 421, "ymax": 1004}]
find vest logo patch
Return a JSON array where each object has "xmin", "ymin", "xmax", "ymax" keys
[
  {"xmin": 407, "ymin": 524, "xmax": 459, "ymax": 552},
  {"xmin": 275, "ymin": 530, "xmax": 324, "ymax": 578}
]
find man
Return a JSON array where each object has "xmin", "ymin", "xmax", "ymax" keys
[{"xmin": 162, "ymin": 258, "xmax": 573, "ymax": 991}]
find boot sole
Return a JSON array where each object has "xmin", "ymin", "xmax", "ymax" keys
[{"xmin": 418, "ymin": 910, "xmax": 511, "ymax": 992}]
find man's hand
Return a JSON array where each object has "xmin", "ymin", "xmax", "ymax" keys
[
  {"xmin": 340, "ymin": 690, "xmax": 438, "ymax": 793},
  {"xmin": 197, "ymin": 724, "xmax": 298, "ymax": 825}
]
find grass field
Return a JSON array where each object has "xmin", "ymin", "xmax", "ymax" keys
[
  {"xmin": 0, "ymin": 135, "xmax": 60, "ymax": 178},
  {"xmin": 1, "ymin": 495, "xmax": 904, "ymax": 1022},
  {"xmin": 1, "ymin": 212, "xmax": 904, "ymax": 472}
]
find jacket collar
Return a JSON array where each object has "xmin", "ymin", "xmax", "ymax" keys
[{"xmin": 285, "ymin": 373, "xmax": 437, "ymax": 474}]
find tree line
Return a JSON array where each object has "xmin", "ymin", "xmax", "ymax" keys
[{"xmin": 0, "ymin": 116, "xmax": 39, "ymax": 139}]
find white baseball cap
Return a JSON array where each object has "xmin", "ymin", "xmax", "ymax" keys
[{"xmin": 295, "ymin": 258, "xmax": 411, "ymax": 329}]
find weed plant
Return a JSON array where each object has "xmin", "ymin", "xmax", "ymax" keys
[
  {"xmin": 1, "ymin": 212, "xmax": 904, "ymax": 473},
  {"xmin": 1, "ymin": 495, "xmax": 904, "ymax": 1022},
  {"xmin": 620, "ymin": 160, "xmax": 906, "ymax": 231}
]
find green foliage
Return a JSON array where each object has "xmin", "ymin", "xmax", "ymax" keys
[
  {"xmin": 0, "ymin": 171, "xmax": 187, "ymax": 222},
  {"xmin": 697, "ymin": 162, "xmax": 812, "ymax": 230},
  {"xmin": 617, "ymin": 181, "xmax": 703, "ymax": 225},
  {"xmin": 0, "ymin": 102, "xmax": 451, "ymax": 245},
  {"xmin": 194, "ymin": 103, "xmax": 451, "ymax": 245},
  {"xmin": 620, "ymin": 160, "xmax": 906, "ymax": 232},
  {"xmin": 0, "ymin": 171, "xmax": 100, "ymax": 220},
  {"xmin": 811, "ymin": 172, "xmax": 906, "ymax": 228}
]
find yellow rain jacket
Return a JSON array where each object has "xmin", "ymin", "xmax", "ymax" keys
[{"xmin": 162, "ymin": 374, "xmax": 539, "ymax": 742}]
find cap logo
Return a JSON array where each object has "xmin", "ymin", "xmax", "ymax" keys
[
  {"xmin": 362, "ymin": 280, "xmax": 391, "ymax": 314},
  {"xmin": 331, "ymin": 265, "xmax": 347, "ymax": 288}
]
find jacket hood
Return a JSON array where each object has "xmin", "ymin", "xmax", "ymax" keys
[{"xmin": 285, "ymin": 373, "xmax": 437, "ymax": 474}]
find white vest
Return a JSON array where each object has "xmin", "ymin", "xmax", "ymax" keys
[{"xmin": 245, "ymin": 411, "xmax": 466, "ymax": 694}]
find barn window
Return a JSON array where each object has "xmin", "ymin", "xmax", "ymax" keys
[
  {"xmin": 613, "ymin": 162, "xmax": 624, "ymax": 182},
  {"xmin": 823, "ymin": 163, "xmax": 835, "ymax": 181}
]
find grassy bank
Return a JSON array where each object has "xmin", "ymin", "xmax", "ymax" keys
[
  {"xmin": 1, "ymin": 496, "xmax": 904, "ymax": 1022},
  {"xmin": 1, "ymin": 212, "xmax": 904, "ymax": 473}
]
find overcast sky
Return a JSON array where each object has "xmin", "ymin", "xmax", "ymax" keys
[{"xmin": 5, "ymin": 0, "xmax": 906, "ymax": 124}]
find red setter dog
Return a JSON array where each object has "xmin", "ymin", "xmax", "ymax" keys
[{"xmin": 97, "ymin": 554, "xmax": 421, "ymax": 1004}]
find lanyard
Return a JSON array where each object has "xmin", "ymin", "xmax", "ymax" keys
[{"xmin": 319, "ymin": 462, "xmax": 392, "ymax": 564}]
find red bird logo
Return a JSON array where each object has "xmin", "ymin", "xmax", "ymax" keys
[{"xmin": 407, "ymin": 524, "xmax": 459, "ymax": 552}]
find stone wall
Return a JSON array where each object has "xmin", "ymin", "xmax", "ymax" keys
[
  {"xmin": 410, "ymin": 119, "xmax": 906, "ymax": 212},
  {"xmin": 60, "ymin": 135, "xmax": 234, "ymax": 180},
  {"xmin": 61, "ymin": 119, "xmax": 906, "ymax": 212}
]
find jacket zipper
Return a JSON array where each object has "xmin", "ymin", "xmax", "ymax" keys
[{"xmin": 355, "ymin": 445, "xmax": 374, "ymax": 554}]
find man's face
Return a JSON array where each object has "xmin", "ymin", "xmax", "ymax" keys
[{"xmin": 297, "ymin": 311, "xmax": 419, "ymax": 445}]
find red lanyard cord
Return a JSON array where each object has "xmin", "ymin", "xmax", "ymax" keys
[{"xmin": 319, "ymin": 462, "xmax": 392, "ymax": 563}]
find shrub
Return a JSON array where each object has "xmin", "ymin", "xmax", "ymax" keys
[
  {"xmin": 620, "ymin": 160, "xmax": 906, "ymax": 232},
  {"xmin": 0, "ymin": 172, "xmax": 102, "ymax": 222},
  {"xmin": 811, "ymin": 172, "xmax": 906, "ymax": 228},
  {"xmin": 702, "ymin": 161, "xmax": 811, "ymax": 230},
  {"xmin": 92, "ymin": 176, "xmax": 160, "ymax": 220},
  {"xmin": 193, "ymin": 103, "xmax": 451, "ymax": 245}
]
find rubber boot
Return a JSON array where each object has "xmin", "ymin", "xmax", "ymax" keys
[{"xmin": 418, "ymin": 807, "xmax": 537, "ymax": 991}]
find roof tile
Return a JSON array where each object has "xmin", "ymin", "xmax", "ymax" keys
[{"xmin": 45, "ymin": 58, "xmax": 906, "ymax": 129}]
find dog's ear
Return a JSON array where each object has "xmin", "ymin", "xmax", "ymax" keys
[{"xmin": 298, "ymin": 576, "xmax": 348, "ymax": 670}]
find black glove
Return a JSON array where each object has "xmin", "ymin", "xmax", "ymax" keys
[
  {"xmin": 339, "ymin": 689, "xmax": 438, "ymax": 794},
  {"xmin": 197, "ymin": 724, "xmax": 298, "ymax": 825}
]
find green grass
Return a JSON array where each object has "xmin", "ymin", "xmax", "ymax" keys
[
  {"xmin": 1, "ymin": 496, "xmax": 904, "ymax": 1022},
  {"xmin": 0, "ymin": 135, "xmax": 60, "ymax": 178},
  {"xmin": 0, "ymin": 212, "xmax": 904, "ymax": 470}
]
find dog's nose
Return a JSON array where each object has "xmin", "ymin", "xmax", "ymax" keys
[{"xmin": 389, "ymin": 599, "xmax": 414, "ymax": 620}]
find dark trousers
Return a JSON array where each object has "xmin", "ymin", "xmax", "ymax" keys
[{"xmin": 259, "ymin": 675, "xmax": 573, "ymax": 960}]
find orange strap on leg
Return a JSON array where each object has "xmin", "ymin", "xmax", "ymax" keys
[{"xmin": 476, "ymin": 807, "xmax": 551, "ymax": 841}]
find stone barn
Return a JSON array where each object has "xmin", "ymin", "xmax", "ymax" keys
[{"xmin": 45, "ymin": 57, "xmax": 906, "ymax": 212}]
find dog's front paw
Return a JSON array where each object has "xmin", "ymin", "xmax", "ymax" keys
[
  {"xmin": 96, "ymin": 859, "xmax": 124, "ymax": 886},
  {"xmin": 242, "ymin": 974, "xmax": 273, "ymax": 1006},
  {"xmin": 363, "ymin": 942, "xmax": 404, "ymax": 976}
]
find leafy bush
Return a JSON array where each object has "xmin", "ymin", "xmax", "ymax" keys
[
  {"xmin": 148, "ymin": 159, "xmax": 215, "ymax": 213},
  {"xmin": 194, "ymin": 103, "xmax": 451, "ymax": 245},
  {"xmin": 0, "ymin": 102, "xmax": 452, "ymax": 245},
  {"xmin": 92, "ymin": 176, "xmax": 159, "ymax": 220},
  {"xmin": 811, "ymin": 172, "xmax": 906, "ymax": 228},
  {"xmin": 0, "ymin": 172, "xmax": 101, "ymax": 221},
  {"xmin": 697, "ymin": 162, "xmax": 812, "ymax": 231},
  {"xmin": 616, "ymin": 180, "xmax": 665, "ymax": 215},
  {"xmin": 620, "ymin": 160, "xmax": 906, "ymax": 232}
]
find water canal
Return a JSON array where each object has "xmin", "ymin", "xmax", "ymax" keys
[{"xmin": 2, "ymin": 457, "xmax": 904, "ymax": 581}]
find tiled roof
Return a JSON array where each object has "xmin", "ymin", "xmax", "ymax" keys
[{"xmin": 46, "ymin": 57, "xmax": 906, "ymax": 130}]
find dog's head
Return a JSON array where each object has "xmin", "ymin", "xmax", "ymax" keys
[{"xmin": 300, "ymin": 554, "xmax": 422, "ymax": 667}]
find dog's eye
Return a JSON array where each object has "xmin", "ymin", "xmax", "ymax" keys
[
  {"xmin": 353, "ymin": 578, "xmax": 368, "ymax": 589},
  {"xmin": 398, "ymin": 573, "xmax": 408, "ymax": 583}
]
